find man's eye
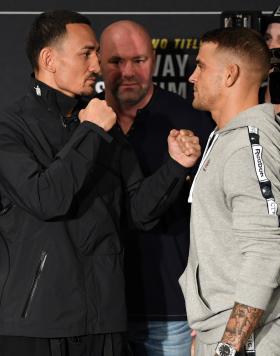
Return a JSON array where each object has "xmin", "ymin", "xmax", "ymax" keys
[
  {"xmin": 109, "ymin": 59, "xmax": 121, "ymax": 64},
  {"xmin": 264, "ymin": 34, "xmax": 271, "ymax": 42},
  {"xmin": 135, "ymin": 59, "xmax": 145, "ymax": 63}
]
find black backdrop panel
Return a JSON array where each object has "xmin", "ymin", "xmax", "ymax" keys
[{"xmin": 0, "ymin": 0, "xmax": 276, "ymax": 11}]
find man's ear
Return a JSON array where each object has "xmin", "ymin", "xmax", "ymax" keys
[
  {"xmin": 225, "ymin": 63, "xmax": 239, "ymax": 87},
  {"xmin": 38, "ymin": 47, "xmax": 56, "ymax": 73}
]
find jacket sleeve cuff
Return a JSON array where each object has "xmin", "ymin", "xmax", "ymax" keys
[
  {"xmin": 57, "ymin": 122, "xmax": 113, "ymax": 160},
  {"xmin": 166, "ymin": 156, "xmax": 193, "ymax": 177},
  {"xmin": 82, "ymin": 121, "xmax": 113, "ymax": 143}
]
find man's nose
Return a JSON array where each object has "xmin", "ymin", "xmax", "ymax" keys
[
  {"xmin": 122, "ymin": 61, "xmax": 134, "ymax": 78},
  {"xmin": 89, "ymin": 54, "xmax": 101, "ymax": 75},
  {"xmin": 189, "ymin": 67, "xmax": 198, "ymax": 83}
]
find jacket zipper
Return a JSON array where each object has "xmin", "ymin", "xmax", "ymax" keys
[
  {"xmin": 0, "ymin": 203, "xmax": 15, "ymax": 216},
  {"xmin": 21, "ymin": 250, "xmax": 47, "ymax": 318}
]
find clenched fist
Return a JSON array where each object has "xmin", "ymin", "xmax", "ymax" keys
[
  {"xmin": 79, "ymin": 98, "xmax": 117, "ymax": 132},
  {"xmin": 168, "ymin": 129, "xmax": 201, "ymax": 168}
]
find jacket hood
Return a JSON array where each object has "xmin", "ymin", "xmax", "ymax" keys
[{"xmin": 217, "ymin": 103, "xmax": 278, "ymax": 136}]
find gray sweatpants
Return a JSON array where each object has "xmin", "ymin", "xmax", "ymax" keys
[{"xmin": 194, "ymin": 318, "xmax": 280, "ymax": 356}]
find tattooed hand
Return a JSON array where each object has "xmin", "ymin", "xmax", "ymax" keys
[{"xmin": 220, "ymin": 302, "xmax": 264, "ymax": 351}]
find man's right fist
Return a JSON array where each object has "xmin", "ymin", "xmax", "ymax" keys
[{"xmin": 79, "ymin": 98, "xmax": 117, "ymax": 131}]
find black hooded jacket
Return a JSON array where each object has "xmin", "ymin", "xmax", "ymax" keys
[{"xmin": 0, "ymin": 79, "xmax": 189, "ymax": 337}]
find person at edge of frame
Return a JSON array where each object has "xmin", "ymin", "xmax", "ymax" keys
[
  {"xmin": 259, "ymin": 5, "xmax": 280, "ymax": 115},
  {"xmin": 97, "ymin": 19, "xmax": 214, "ymax": 356},
  {"xmin": 179, "ymin": 27, "xmax": 280, "ymax": 356},
  {"xmin": 0, "ymin": 10, "xmax": 201, "ymax": 356}
]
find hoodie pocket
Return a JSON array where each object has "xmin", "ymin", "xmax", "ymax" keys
[
  {"xmin": 195, "ymin": 264, "xmax": 214, "ymax": 314},
  {"xmin": 21, "ymin": 250, "xmax": 47, "ymax": 318},
  {"xmin": 181, "ymin": 262, "xmax": 215, "ymax": 326}
]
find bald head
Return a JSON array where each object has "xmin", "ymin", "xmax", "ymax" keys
[
  {"xmin": 100, "ymin": 20, "xmax": 153, "ymax": 54},
  {"xmin": 99, "ymin": 20, "xmax": 155, "ymax": 108}
]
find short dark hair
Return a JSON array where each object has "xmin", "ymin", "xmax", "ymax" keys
[
  {"xmin": 26, "ymin": 10, "xmax": 91, "ymax": 71},
  {"xmin": 201, "ymin": 27, "xmax": 270, "ymax": 82}
]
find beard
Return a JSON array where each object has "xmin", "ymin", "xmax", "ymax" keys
[
  {"xmin": 192, "ymin": 95, "xmax": 207, "ymax": 111},
  {"xmin": 80, "ymin": 74, "xmax": 98, "ymax": 96},
  {"xmin": 192, "ymin": 83, "xmax": 221, "ymax": 112},
  {"xmin": 112, "ymin": 80, "xmax": 149, "ymax": 106}
]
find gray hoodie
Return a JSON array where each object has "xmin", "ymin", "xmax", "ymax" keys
[{"xmin": 179, "ymin": 103, "xmax": 280, "ymax": 343}]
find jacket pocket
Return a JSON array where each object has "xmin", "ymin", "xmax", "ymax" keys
[{"xmin": 21, "ymin": 250, "xmax": 47, "ymax": 318}]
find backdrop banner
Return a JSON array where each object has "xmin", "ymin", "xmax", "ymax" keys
[{"xmin": 0, "ymin": 1, "xmax": 276, "ymax": 107}]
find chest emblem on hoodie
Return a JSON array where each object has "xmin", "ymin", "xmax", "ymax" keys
[{"xmin": 203, "ymin": 159, "xmax": 210, "ymax": 172}]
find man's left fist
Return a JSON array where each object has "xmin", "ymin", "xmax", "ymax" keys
[{"xmin": 168, "ymin": 129, "xmax": 201, "ymax": 168}]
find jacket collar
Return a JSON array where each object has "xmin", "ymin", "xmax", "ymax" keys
[{"xmin": 30, "ymin": 76, "xmax": 81, "ymax": 117}]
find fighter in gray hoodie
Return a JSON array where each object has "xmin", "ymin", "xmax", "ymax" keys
[{"xmin": 179, "ymin": 28, "xmax": 280, "ymax": 356}]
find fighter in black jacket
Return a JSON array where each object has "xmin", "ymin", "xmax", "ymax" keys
[{"xmin": 0, "ymin": 10, "xmax": 200, "ymax": 356}]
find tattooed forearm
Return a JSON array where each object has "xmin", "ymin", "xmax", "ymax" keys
[{"xmin": 221, "ymin": 302, "xmax": 264, "ymax": 351}]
